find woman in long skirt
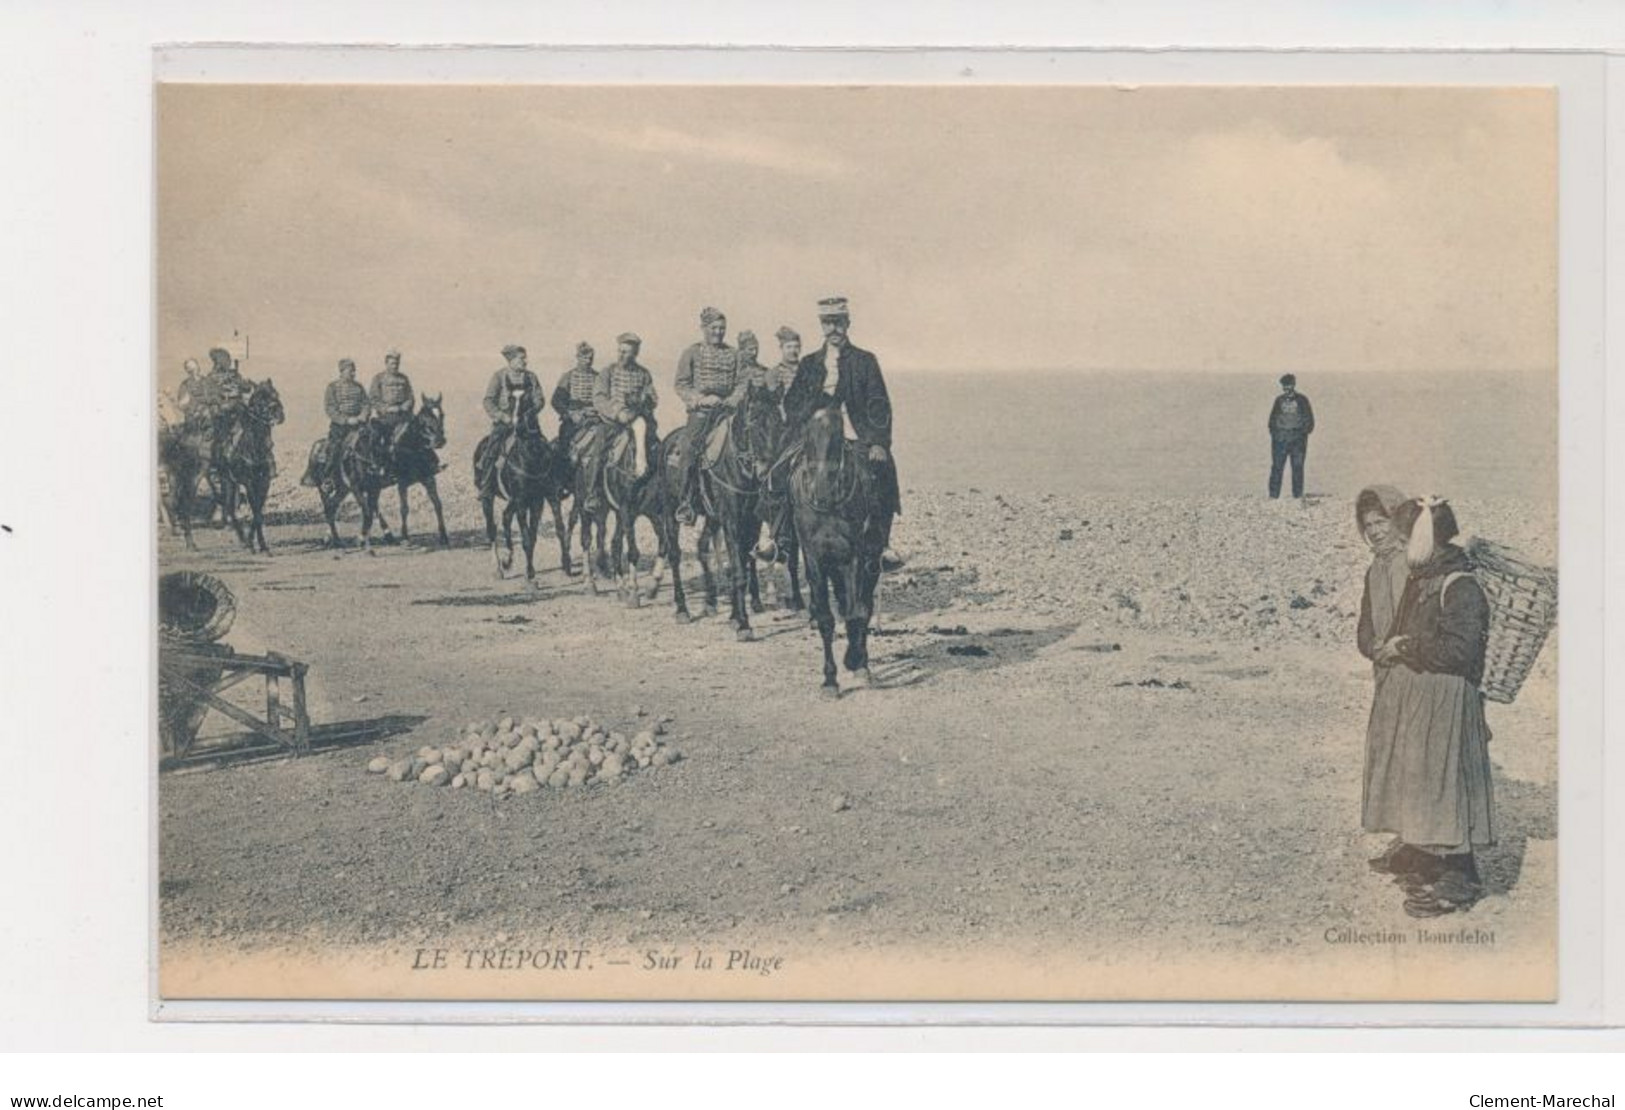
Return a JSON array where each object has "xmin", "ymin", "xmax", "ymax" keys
[
  {"xmin": 1354, "ymin": 485, "xmax": 1415, "ymax": 869},
  {"xmin": 1368, "ymin": 497, "xmax": 1496, "ymax": 917}
]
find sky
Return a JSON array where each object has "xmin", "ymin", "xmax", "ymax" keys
[{"xmin": 156, "ymin": 84, "xmax": 1555, "ymax": 389}]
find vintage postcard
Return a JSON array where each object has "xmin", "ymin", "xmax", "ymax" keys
[{"xmin": 155, "ymin": 81, "xmax": 1558, "ymax": 1003}]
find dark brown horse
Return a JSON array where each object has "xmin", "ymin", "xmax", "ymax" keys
[
  {"xmin": 336, "ymin": 394, "xmax": 451, "ymax": 554},
  {"xmin": 215, "ymin": 379, "xmax": 284, "ymax": 554},
  {"xmin": 474, "ymin": 393, "xmax": 573, "ymax": 588},
  {"xmin": 789, "ymin": 406, "xmax": 885, "ymax": 695},
  {"xmin": 653, "ymin": 386, "xmax": 781, "ymax": 639},
  {"xmin": 585, "ymin": 420, "xmax": 666, "ymax": 606},
  {"xmin": 158, "ymin": 398, "xmax": 207, "ymax": 552}
]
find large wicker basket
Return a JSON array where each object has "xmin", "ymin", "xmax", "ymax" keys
[
  {"xmin": 158, "ymin": 570, "xmax": 236, "ymax": 644},
  {"xmin": 1465, "ymin": 537, "xmax": 1557, "ymax": 704}
]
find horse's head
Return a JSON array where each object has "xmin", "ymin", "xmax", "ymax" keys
[
  {"xmin": 734, "ymin": 384, "xmax": 784, "ymax": 472},
  {"xmin": 248, "ymin": 379, "xmax": 285, "ymax": 425},
  {"xmin": 417, "ymin": 392, "xmax": 447, "ymax": 449},
  {"xmin": 801, "ymin": 405, "xmax": 844, "ymax": 466}
]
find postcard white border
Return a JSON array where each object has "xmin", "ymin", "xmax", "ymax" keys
[{"xmin": 1, "ymin": 4, "xmax": 1619, "ymax": 1052}]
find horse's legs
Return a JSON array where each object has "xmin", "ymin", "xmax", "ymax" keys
[
  {"xmin": 563, "ymin": 501, "xmax": 585, "ymax": 576},
  {"xmin": 422, "ymin": 476, "xmax": 451, "ymax": 548},
  {"xmin": 322, "ymin": 487, "xmax": 344, "ymax": 549},
  {"xmin": 580, "ymin": 509, "xmax": 600, "ymax": 595},
  {"xmin": 844, "ymin": 615, "xmax": 871, "ymax": 679},
  {"xmin": 173, "ymin": 461, "xmax": 198, "ymax": 551},
  {"xmin": 251, "ymin": 472, "xmax": 272, "ymax": 554},
  {"xmin": 396, "ymin": 481, "xmax": 411, "ymax": 544},
  {"xmin": 501, "ymin": 501, "xmax": 518, "ymax": 567},
  {"xmin": 482, "ymin": 495, "xmax": 506, "ymax": 578},
  {"xmin": 807, "ymin": 566, "xmax": 838, "ymax": 695},
  {"xmin": 696, "ymin": 519, "xmax": 719, "ymax": 618},
  {"xmin": 666, "ymin": 511, "xmax": 691, "ymax": 623},
  {"xmin": 216, "ymin": 470, "xmax": 246, "ymax": 547},
  {"xmin": 784, "ymin": 533, "xmax": 804, "ymax": 611},
  {"xmin": 618, "ymin": 511, "xmax": 641, "ymax": 607},
  {"xmin": 723, "ymin": 511, "xmax": 754, "ymax": 641},
  {"xmin": 548, "ymin": 495, "xmax": 572, "ymax": 577},
  {"xmin": 745, "ymin": 515, "xmax": 765, "ymax": 615},
  {"xmin": 519, "ymin": 504, "xmax": 540, "ymax": 587},
  {"xmin": 358, "ymin": 488, "xmax": 378, "ymax": 555}
]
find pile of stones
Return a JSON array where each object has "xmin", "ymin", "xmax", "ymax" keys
[{"xmin": 366, "ymin": 713, "xmax": 681, "ymax": 797}]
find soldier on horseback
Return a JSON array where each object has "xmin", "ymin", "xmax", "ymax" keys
[
  {"xmin": 760, "ymin": 326, "xmax": 802, "ymax": 406},
  {"xmin": 754, "ymin": 326, "xmax": 805, "ymax": 563},
  {"xmin": 174, "ymin": 357, "xmax": 207, "ymax": 423},
  {"xmin": 783, "ymin": 296, "xmax": 904, "ymax": 570},
  {"xmin": 301, "ymin": 358, "xmax": 371, "ymax": 488},
  {"xmin": 673, "ymin": 306, "xmax": 750, "ymax": 525},
  {"xmin": 367, "ymin": 348, "xmax": 416, "ymax": 465},
  {"xmin": 593, "ymin": 332, "xmax": 660, "ymax": 467},
  {"xmin": 552, "ymin": 341, "xmax": 603, "ymax": 466},
  {"xmin": 478, "ymin": 343, "xmax": 544, "ymax": 498},
  {"xmin": 736, "ymin": 330, "xmax": 770, "ymax": 397},
  {"xmin": 199, "ymin": 346, "xmax": 248, "ymax": 478}
]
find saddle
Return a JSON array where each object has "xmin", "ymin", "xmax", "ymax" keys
[{"xmin": 700, "ymin": 417, "xmax": 732, "ymax": 468}]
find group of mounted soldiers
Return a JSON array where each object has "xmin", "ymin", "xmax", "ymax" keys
[
  {"xmin": 160, "ymin": 298, "xmax": 905, "ymax": 691},
  {"xmin": 291, "ymin": 295, "xmax": 904, "ymax": 570}
]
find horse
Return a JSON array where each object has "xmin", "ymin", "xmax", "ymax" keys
[
  {"xmin": 789, "ymin": 406, "xmax": 886, "ymax": 696},
  {"xmin": 474, "ymin": 396, "xmax": 573, "ymax": 588},
  {"xmin": 755, "ymin": 446, "xmax": 807, "ymax": 615},
  {"xmin": 582, "ymin": 419, "xmax": 667, "ymax": 606},
  {"xmin": 652, "ymin": 385, "xmax": 783, "ymax": 639},
  {"xmin": 214, "ymin": 378, "xmax": 285, "ymax": 554},
  {"xmin": 336, "ymin": 394, "xmax": 451, "ymax": 554},
  {"xmin": 157, "ymin": 394, "xmax": 206, "ymax": 551}
]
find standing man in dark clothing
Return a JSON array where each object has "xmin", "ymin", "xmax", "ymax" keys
[
  {"xmin": 783, "ymin": 296, "xmax": 904, "ymax": 570},
  {"xmin": 1267, "ymin": 372, "xmax": 1315, "ymax": 499}
]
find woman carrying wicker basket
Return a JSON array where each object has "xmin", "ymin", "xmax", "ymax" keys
[{"xmin": 1366, "ymin": 497, "xmax": 1495, "ymax": 918}]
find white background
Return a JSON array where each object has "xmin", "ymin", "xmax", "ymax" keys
[{"xmin": 1, "ymin": 0, "xmax": 1621, "ymax": 1094}]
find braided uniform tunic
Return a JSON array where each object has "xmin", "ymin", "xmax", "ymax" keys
[
  {"xmin": 552, "ymin": 366, "xmax": 601, "ymax": 424},
  {"xmin": 324, "ymin": 377, "xmax": 370, "ymax": 423},
  {"xmin": 675, "ymin": 342, "xmax": 746, "ymax": 411},
  {"xmin": 369, "ymin": 370, "xmax": 415, "ymax": 424},
  {"xmin": 593, "ymin": 360, "xmax": 658, "ymax": 423}
]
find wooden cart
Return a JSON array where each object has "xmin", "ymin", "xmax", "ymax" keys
[
  {"xmin": 159, "ymin": 641, "xmax": 311, "ymax": 759},
  {"xmin": 157, "ymin": 569, "xmax": 312, "ymax": 762}
]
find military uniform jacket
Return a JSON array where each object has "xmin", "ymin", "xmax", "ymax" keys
[
  {"xmin": 784, "ymin": 343, "xmax": 893, "ymax": 450},
  {"xmin": 201, "ymin": 368, "xmax": 247, "ymax": 410},
  {"xmin": 324, "ymin": 377, "xmax": 371, "ymax": 423},
  {"xmin": 370, "ymin": 371, "xmax": 416, "ymax": 414},
  {"xmin": 553, "ymin": 367, "xmax": 601, "ymax": 422},
  {"xmin": 484, "ymin": 368, "xmax": 543, "ymax": 426},
  {"xmin": 675, "ymin": 342, "xmax": 748, "ymax": 411},
  {"xmin": 593, "ymin": 360, "xmax": 658, "ymax": 422}
]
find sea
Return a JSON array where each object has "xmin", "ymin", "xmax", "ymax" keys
[{"xmin": 250, "ymin": 364, "xmax": 1556, "ymax": 505}]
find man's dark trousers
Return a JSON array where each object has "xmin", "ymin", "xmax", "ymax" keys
[{"xmin": 1269, "ymin": 435, "xmax": 1308, "ymax": 499}]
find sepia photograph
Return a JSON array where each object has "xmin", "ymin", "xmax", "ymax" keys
[{"xmin": 153, "ymin": 81, "xmax": 1559, "ymax": 1002}]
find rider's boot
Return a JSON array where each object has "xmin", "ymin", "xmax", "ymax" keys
[{"xmin": 675, "ymin": 466, "xmax": 698, "ymax": 525}]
